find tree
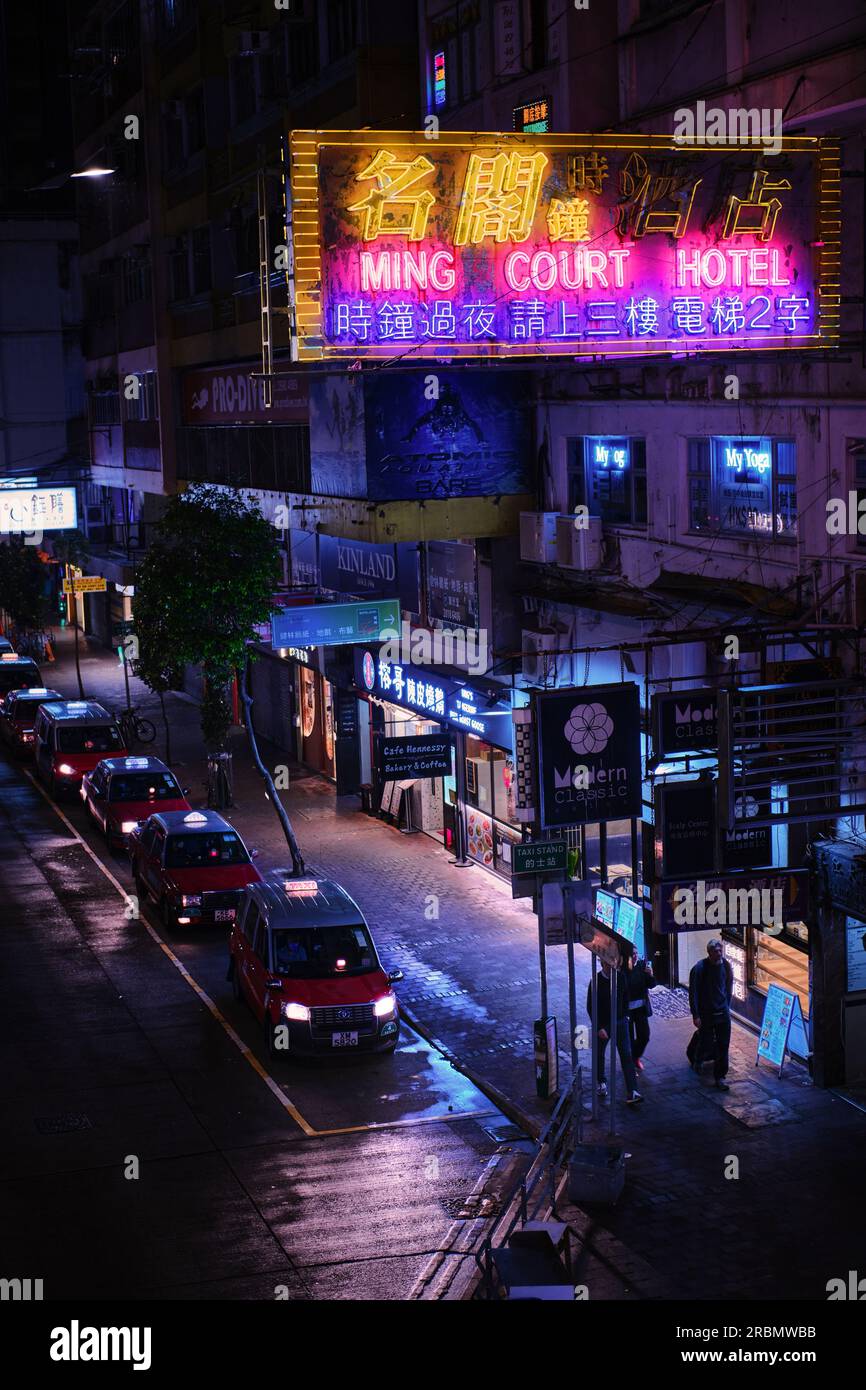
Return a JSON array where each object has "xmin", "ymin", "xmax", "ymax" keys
[
  {"xmin": 0, "ymin": 539, "xmax": 52, "ymax": 639},
  {"xmin": 133, "ymin": 487, "xmax": 302, "ymax": 858},
  {"xmin": 52, "ymin": 529, "xmax": 91, "ymax": 698}
]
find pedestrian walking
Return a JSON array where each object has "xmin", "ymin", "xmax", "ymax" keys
[
  {"xmin": 586, "ymin": 959, "xmax": 644, "ymax": 1106},
  {"xmin": 688, "ymin": 938, "xmax": 734, "ymax": 1090},
  {"xmin": 626, "ymin": 945, "xmax": 657, "ymax": 1072}
]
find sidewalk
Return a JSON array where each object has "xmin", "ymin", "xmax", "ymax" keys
[{"xmin": 34, "ymin": 627, "xmax": 866, "ymax": 1299}]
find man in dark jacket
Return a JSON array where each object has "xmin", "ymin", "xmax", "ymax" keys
[
  {"xmin": 626, "ymin": 946, "xmax": 657, "ymax": 1071},
  {"xmin": 689, "ymin": 939, "xmax": 734, "ymax": 1090},
  {"xmin": 586, "ymin": 960, "xmax": 643, "ymax": 1105}
]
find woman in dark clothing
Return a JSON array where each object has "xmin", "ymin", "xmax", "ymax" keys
[
  {"xmin": 586, "ymin": 960, "xmax": 644, "ymax": 1105},
  {"xmin": 626, "ymin": 945, "xmax": 658, "ymax": 1071}
]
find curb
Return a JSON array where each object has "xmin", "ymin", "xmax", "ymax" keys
[{"xmin": 399, "ymin": 1000, "xmax": 545, "ymax": 1140}]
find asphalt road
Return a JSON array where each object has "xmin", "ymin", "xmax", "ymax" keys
[{"xmin": 0, "ymin": 753, "xmax": 522, "ymax": 1301}]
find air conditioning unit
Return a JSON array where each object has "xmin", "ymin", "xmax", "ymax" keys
[
  {"xmin": 555, "ymin": 514, "xmax": 603, "ymax": 570},
  {"xmin": 238, "ymin": 30, "xmax": 271, "ymax": 55},
  {"xmin": 522, "ymin": 625, "xmax": 570, "ymax": 686},
  {"xmin": 520, "ymin": 511, "xmax": 559, "ymax": 564}
]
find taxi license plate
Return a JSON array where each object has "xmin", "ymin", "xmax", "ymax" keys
[
  {"xmin": 332, "ymin": 1031, "xmax": 358, "ymax": 1047},
  {"xmin": 214, "ymin": 909, "xmax": 235, "ymax": 922}
]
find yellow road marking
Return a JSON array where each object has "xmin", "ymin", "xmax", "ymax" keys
[
  {"xmin": 24, "ymin": 770, "xmax": 314, "ymax": 1134},
  {"xmin": 21, "ymin": 770, "xmax": 496, "ymax": 1139}
]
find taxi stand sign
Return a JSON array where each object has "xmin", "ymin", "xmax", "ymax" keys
[{"xmin": 63, "ymin": 576, "xmax": 107, "ymax": 594}]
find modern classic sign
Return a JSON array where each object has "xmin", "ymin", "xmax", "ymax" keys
[
  {"xmin": 536, "ymin": 683, "xmax": 642, "ymax": 828},
  {"xmin": 290, "ymin": 129, "xmax": 839, "ymax": 361}
]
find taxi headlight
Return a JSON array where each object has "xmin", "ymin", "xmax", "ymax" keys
[
  {"xmin": 58, "ymin": 763, "xmax": 76, "ymax": 776},
  {"xmin": 374, "ymin": 992, "xmax": 397, "ymax": 1019},
  {"xmin": 121, "ymin": 820, "xmax": 139, "ymax": 834},
  {"xmin": 282, "ymin": 1001, "xmax": 310, "ymax": 1022}
]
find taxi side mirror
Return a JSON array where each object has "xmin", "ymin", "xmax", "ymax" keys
[
  {"xmin": 250, "ymin": 848, "xmax": 260, "ymax": 859},
  {"xmin": 388, "ymin": 969, "xmax": 404, "ymax": 984}
]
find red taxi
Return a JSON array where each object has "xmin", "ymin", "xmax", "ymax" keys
[
  {"xmin": 129, "ymin": 808, "xmax": 261, "ymax": 931},
  {"xmin": 0, "ymin": 653, "xmax": 43, "ymax": 705},
  {"xmin": 34, "ymin": 700, "xmax": 126, "ymax": 797},
  {"xmin": 0, "ymin": 687, "xmax": 62, "ymax": 755},
  {"xmin": 81, "ymin": 754, "xmax": 191, "ymax": 850},
  {"xmin": 227, "ymin": 871, "xmax": 403, "ymax": 1057}
]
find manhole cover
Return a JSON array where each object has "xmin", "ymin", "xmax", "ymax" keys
[
  {"xmin": 482, "ymin": 1121, "xmax": 526, "ymax": 1144},
  {"xmin": 35, "ymin": 1113, "xmax": 93, "ymax": 1135}
]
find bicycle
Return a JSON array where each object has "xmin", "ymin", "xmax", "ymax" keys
[{"xmin": 117, "ymin": 707, "xmax": 157, "ymax": 747}]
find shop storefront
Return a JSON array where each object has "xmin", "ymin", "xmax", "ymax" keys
[
  {"xmin": 250, "ymin": 643, "xmax": 336, "ymax": 781},
  {"xmin": 353, "ymin": 645, "xmax": 518, "ymax": 879},
  {"xmin": 666, "ymin": 873, "xmax": 811, "ymax": 1056}
]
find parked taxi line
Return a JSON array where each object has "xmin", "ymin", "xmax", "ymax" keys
[
  {"xmin": 23, "ymin": 770, "xmax": 494, "ymax": 1138},
  {"xmin": 24, "ymin": 769, "xmax": 315, "ymax": 1135}
]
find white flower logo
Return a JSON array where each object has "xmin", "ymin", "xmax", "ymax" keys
[{"xmin": 564, "ymin": 702, "xmax": 613, "ymax": 756}]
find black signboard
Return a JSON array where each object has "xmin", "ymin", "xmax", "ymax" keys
[
  {"xmin": 656, "ymin": 780, "xmax": 716, "ymax": 878},
  {"xmin": 336, "ymin": 691, "xmax": 358, "ymax": 739},
  {"xmin": 537, "ymin": 683, "xmax": 642, "ymax": 828},
  {"xmin": 652, "ymin": 687, "xmax": 719, "ymax": 756},
  {"xmin": 378, "ymin": 733, "xmax": 454, "ymax": 781},
  {"xmin": 722, "ymin": 791, "xmax": 773, "ymax": 870},
  {"xmin": 426, "ymin": 540, "xmax": 479, "ymax": 628}
]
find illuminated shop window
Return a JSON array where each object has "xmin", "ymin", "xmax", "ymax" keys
[
  {"xmin": 687, "ymin": 437, "xmax": 797, "ymax": 539},
  {"xmin": 567, "ymin": 437, "xmax": 647, "ymax": 525}
]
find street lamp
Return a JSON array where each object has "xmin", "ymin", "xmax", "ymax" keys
[{"xmin": 70, "ymin": 166, "xmax": 116, "ymax": 179}]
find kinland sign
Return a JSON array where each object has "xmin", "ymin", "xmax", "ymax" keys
[
  {"xmin": 289, "ymin": 129, "xmax": 839, "ymax": 361},
  {"xmin": 536, "ymin": 683, "xmax": 642, "ymax": 828}
]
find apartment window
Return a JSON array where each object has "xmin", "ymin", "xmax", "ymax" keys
[
  {"xmin": 688, "ymin": 437, "xmax": 797, "ymax": 539},
  {"xmin": 191, "ymin": 227, "xmax": 212, "ymax": 294},
  {"xmin": 170, "ymin": 238, "xmax": 190, "ymax": 300},
  {"xmin": 288, "ymin": 21, "xmax": 318, "ymax": 84},
  {"xmin": 121, "ymin": 253, "xmax": 151, "ymax": 305},
  {"xmin": 430, "ymin": 4, "xmax": 481, "ymax": 110},
  {"xmin": 89, "ymin": 387, "xmax": 121, "ymax": 427},
  {"xmin": 231, "ymin": 56, "xmax": 258, "ymax": 124},
  {"xmin": 529, "ymin": 0, "xmax": 547, "ymax": 69},
  {"xmin": 849, "ymin": 443, "xmax": 866, "ymax": 551},
  {"xmin": 327, "ymin": 0, "xmax": 357, "ymax": 60},
  {"xmin": 122, "ymin": 370, "xmax": 159, "ymax": 423},
  {"xmin": 567, "ymin": 437, "xmax": 647, "ymax": 525}
]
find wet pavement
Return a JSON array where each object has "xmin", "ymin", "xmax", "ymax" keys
[{"xmin": 6, "ymin": 627, "xmax": 866, "ymax": 1301}]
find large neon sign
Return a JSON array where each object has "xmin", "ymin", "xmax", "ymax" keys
[{"xmin": 289, "ymin": 130, "xmax": 840, "ymax": 361}]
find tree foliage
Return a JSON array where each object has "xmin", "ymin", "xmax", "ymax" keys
[
  {"xmin": 133, "ymin": 485, "xmax": 280, "ymax": 750},
  {"xmin": 0, "ymin": 539, "xmax": 52, "ymax": 631}
]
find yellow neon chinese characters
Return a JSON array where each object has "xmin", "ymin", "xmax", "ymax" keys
[
  {"xmin": 453, "ymin": 150, "xmax": 548, "ymax": 245},
  {"xmin": 724, "ymin": 171, "xmax": 792, "ymax": 242},
  {"xmin": 546, "ymin": 196, "xmax": 590, "ymax": 242},
  {"xmin": 347, "ymin": 150, "xmax": 436, "ymax": 241}
]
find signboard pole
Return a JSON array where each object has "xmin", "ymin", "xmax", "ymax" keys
[
  {"xmin": 608, "ymin": 965, "xmax": 618, "ymax": 1135},
  {"xmin": 566, "ymin": 888, "xmax": 578, "ymax": 1074},
  {"xmin": 590, "ymin": 951, "xmax": 598, "ymax": 1121},
  {"xmin": 537, "ymin": 892, "xmax": 549, "ymax": 1020},
  {"xmin": 451, "ymin": 730, "xmax": 470, "ymax": 868}
]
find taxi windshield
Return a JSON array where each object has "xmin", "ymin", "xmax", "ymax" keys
[
  {"xmin": 0, "ymin": 665, "xmax": 40, "ymax": 694},
  {"xmin": 271, "ymin": 924, "xmax": 377, "ymax": 978},
  {"xmin": 109, "ymin": 772, "xmax": 181, "ymax": 802},
  {"xmin": 11, "ymin": 698, "xmax": 45, "ymax": 721},
  {"xmin": 165, "ymin": 832, "xmax": 250, "ymax": 868},
  {"xmin": 57, "ymin": 725, "xmax": 123, "ymax": 753}
]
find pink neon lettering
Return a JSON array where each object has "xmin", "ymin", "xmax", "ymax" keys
[
  {"xmin": 504, "ymin": 250, "xmax": 531, "ymax": 291},
  {"xmin": 429, "ymin": 250, "xmax": 456, "ymax": 291},
  {"xmin": 701, "ymin": 249, "xmax": 727, "ymax": 287},
  {"xmin": 361, "ymin": 251, "xmax": 391, "ymax": 292},
  {"xmin": 530, "ymin": 251, "xmax": 557, "ymax": 291},
  {"xmin": 557, "ymin": 250, "xmax": 583, "ymax": 288},
  {"xmin": 584, "ymin": 250, "xmax": 608, "ymax": 289},
  {"xmin": 607, "ymin": 249, "xmax": 629, "ymax": 288}
]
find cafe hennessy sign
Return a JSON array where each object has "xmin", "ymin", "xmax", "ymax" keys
[
  {"xmin": 378, "ymin": 733, "xmax": 454, "ymax": 780},
  {"xmin": 290, "ymin": 129, "xmax": 838, "ymax": 361}
]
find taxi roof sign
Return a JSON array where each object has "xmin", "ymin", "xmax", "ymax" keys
[
  {"xmin": 124, "ymin": 757, "xmax": 150, "ymax": 768},
  {"xmin": 183, "ymin": 811, "xmax": 209, "ymax": 825},
  {"xmin": 284, "ymin": 880, "xmax": 319, "ymax": 895}
]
